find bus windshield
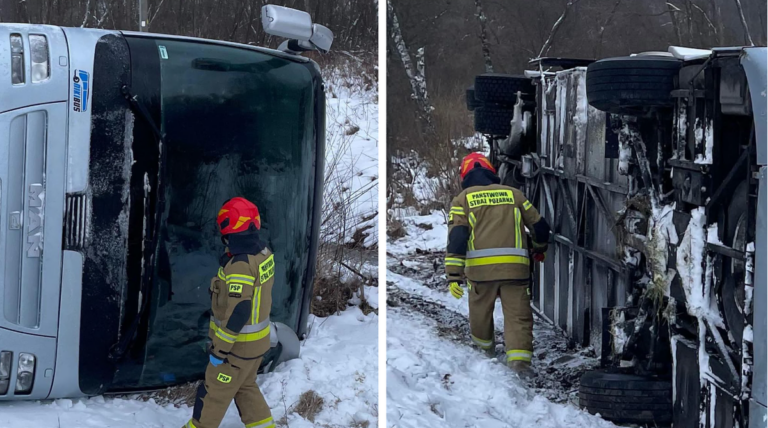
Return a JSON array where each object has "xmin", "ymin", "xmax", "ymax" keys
[{"xmin": 111, "ymin": 38, "xmax": 318, "ymax": 389}]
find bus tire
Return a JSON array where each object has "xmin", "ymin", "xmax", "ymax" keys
[
  {"xmin": 474, "ymin": 74, "xmax": 535, "ymax": 106},
  {"xmin": 586, "ymin": 56, "xmax": 681, "ymax": 116},
  {"xmin": 722, "ymin": 180, "xmax": 750, "ymax": 348},
  {"xmin": 579, "ymin": 369, "xmax": 673, "ymax": 424},
  {"xmin": 466, "ymin": 86, "xmax": 481, "ymax": 111},
  {"xmin": 474, "ymin": 106, "xmax": 513, "ymax": 136}
]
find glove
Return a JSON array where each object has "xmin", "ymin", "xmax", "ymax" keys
[
  {"xmin": 449, "ymin": 281, "xmax": 464, "ymax": 299},
  {"xmin": 532, "ymin": 252, "xmax": 546, "ymax": 263},
  {"xmin": 209, "ymin": 354, "xmax": 224, "ymax": 367}
]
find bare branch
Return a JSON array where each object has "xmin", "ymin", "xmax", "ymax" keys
[
  {"xmin": 690, "ymin": 3, "xmax": 717, "ymax": 34},
  {"xmin": 733, "ymin": 0, "xmax": 754, "ymax": 46},
  {"xmin": 81, "ymin": 0, "xmax": 91, "ymax": 27},
  {"xmin": 149, "ymin": 0, "xmax": 166, "ymax": 27},
  {"xmin": 596, "ymin": 0, "xmax": 622, "ymax": 58},
  {"xmin": 666, "ymin": 1, "xmax": 683, "ymax": 45},
  {"xmin": 537, "ymin": 0, "xmax": 582, "ymax": 58}
]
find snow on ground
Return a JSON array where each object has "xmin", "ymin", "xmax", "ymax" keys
[
  {"xmin": 387, "ymin": 200, "xmax": 613, "ymax": 428},
  {"xmin": 0, "ymin": 289, "xmax": 378, "ymax": 428},
  {"xmin": 387, "ymin": 308, "xmax": 616, "ymax": 428},
  {"xmin": 387, "ymin": 211, "xmax": 447, "ymax": 256},
  {"xmin": 323, "ymin": 66, "xmax": 379, "ymax": 248}
]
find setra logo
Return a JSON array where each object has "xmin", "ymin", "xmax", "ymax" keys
[{"xmin": 72, "ymin": 70, "xmax": 90, "ymax": 112}]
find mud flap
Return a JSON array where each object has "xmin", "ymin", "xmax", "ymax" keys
[{"xmin": 266, "ymin": 322, "xmax": 300, "ymax": 372}]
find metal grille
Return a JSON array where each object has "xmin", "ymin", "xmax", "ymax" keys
[{"xmin": 64, "ymin": 194, "xmax": 88, "ymax": 250}]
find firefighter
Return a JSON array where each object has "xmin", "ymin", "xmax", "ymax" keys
[
  {"xmin": 445, "ymin": 153, "xmax": 550, "ymax": 379},
  {"xmin": 184, "ymin": 197, "xmax": 276, "ymax": 428}
]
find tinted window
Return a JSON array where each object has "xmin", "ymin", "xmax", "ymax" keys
[{"xmin": 112, "ymin": 40, "xmax": 316, "ymax": 389}]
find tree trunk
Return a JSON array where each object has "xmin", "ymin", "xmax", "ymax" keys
[
  {"xmin": 387, "ymin": 0, "xmax": 434, "ymax": 134},
  {"xmin": 666, "ymin": 1, "xmax": 683, "ymax": 46},
  {"xmin": 473, "ymin": 0, "xmax": 493, "ymax": 73}
]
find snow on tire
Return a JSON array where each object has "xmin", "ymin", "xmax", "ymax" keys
[
  {"xmin": 586, "ymin": 55, "xmax": 681, "ymax": 116},
  {"xmin": 474, "ymin": 105, "xmax": 514, "ymax": 136},
  {"xmin": 474, "ymin": 74, "xmax": 535, "ymax": 106},
  {"xmin": 579, "ymin": 369, "xmax": 673, "ymax": 424}
]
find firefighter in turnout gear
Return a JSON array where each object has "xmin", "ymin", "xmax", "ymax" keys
[
  {"xmin": 445, "ymin": 153, "xmax": 550, "ymax": 379},
  {"xmin": 185, "ymin": 197, "xmax": 276, "ymax": 428}
]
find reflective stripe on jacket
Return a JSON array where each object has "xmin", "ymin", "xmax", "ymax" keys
[
  {"xmin": 209, "ymin": 248, "xmax": 275, "ymax": 359},
  {"xmin": 446, "ymin": 183, "xmax": 543, "ymax": 282}
]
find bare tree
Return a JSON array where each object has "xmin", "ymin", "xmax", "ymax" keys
[{"xmin": 474, "ymin": 0, "xmax": 493, "ymax": 73}]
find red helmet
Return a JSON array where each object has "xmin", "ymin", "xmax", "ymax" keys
[
  {"xmin": 217, "ymin": 197, "xmax": 261, "ymax": 235},
  {"xmin": 460, "ymin": 152, "xmax": 496, "ymax": 179}
]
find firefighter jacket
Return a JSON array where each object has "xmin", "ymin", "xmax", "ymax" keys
[
  {"xmin": 445, "ymin": 167, "xmax": 550, "ymax": 282},
  {"xmin": 208, "ymin": 234, "xmax": 275, "ymax": 362}
]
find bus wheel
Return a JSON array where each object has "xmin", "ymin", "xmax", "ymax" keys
[
  {"xmin": 579, "ymin": 369, "xmax": 673, "ymax": 424},
  {"xmin": 474, "ymin": 105, "xmax": 514, "ymax": 136},
  {"xmin": 474, "ymin": 74, "xmax": 535, "ymax": 107},
  {"xmin": 586, "ymin": 56, "xmax": 681, "ymax": 116},
  {"xmin": 722, "ymin": 180, "xmax": 749, "ymax": 348}
]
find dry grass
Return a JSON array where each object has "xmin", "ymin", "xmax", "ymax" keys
[
  {"xmin": 294, "ymin": 390, "xmax": 325, "ymax": 423},
  {"xmin": 127, "ymin": 381, "xmax": 202, "ymax": 407},
  {"xmin": 312, "ymin": 275, "xmax": 358, "ymax": 317},
  {"xmin": 312, "ymin": 248, "xmax": 376, "ymax": 318},
  {"xmin": 387, "ymin": 217, "xmax": 406, "ymax": 239}
]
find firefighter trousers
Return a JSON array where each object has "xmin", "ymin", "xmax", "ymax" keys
[
  {"xmin": 186, "ymin": 356, "xmax": 274, "ymax": 428},
  {"xmin": 468, "ymin": 279, "xmax": 534, "ymax": 364}
]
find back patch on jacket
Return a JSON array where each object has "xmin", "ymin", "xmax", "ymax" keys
[{"xmin": 466, "ymin": 189, "xmax": 515, "ymax": 208}]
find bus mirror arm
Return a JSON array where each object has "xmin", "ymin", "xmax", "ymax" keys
[{"xmin": 121, "ymin": 85, "xmax": 166, "ymax": 144}]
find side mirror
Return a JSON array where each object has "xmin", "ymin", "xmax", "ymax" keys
[
  {"xmin": 261, "ymin": 5, "xmax": 313, "ymax": 40},
  {"xmin": 261, "ymin": 5, "xmax": 334, "ymax": 54},
  {"xmin": 309, "ymin": 24, "xmax": 333, "ymax": 53}
]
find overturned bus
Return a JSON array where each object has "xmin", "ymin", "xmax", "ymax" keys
[
  {"xmin": 468, "ymin": 46, "xmax": 765, "ymax": 427},
  {"xmin": 1, "ymin": 6, "xmax": 329, "ymax": 399}
]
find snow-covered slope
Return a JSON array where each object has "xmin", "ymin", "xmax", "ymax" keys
[
  {"xmin": 387, "ymin": 308, "xmax": 616, "ymax": 428},
  {"xmin": 322, "ymin": 65, "xmax": 379, "ymax": 248},
  {"xmin": 0, "ymin": 288, "xmax": 378, "ymax": 428}
]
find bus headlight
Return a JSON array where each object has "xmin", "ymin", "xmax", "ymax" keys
[
  {"xmin": 29, "ymin": 35, "xmax": 50, "ymax": 83},
  {"xmin": 15, "ymin": 353, "xmax": 35, "ymax": 394},
  {"xmin": 10, "ymin": 34, "xmax": 24, "ymax": 85},
  {"xmin": 0, "ymin": 351, "xmax": 11, "ymax": 394}
]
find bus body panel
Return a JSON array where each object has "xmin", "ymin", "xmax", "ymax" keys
[
  {"xmin": 751, "ymin": 167, "xmax": 766, "ymax": 413},
  {"xmin": 59, "ymin": 27, "xmax": 115, "ymax": 194},
  {"xmin": 740, "ymin": 47, "xmax": 766, "ymax": 165},
  {"xmin": 48, "ymin": 251, "xmax": 85, "ymax": 399}
]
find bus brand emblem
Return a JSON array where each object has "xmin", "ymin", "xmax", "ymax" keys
[
  {"xmin": 26, "ymin": 184, "xmax": 44, "ymax": 258},
  {"xmin": 73, "ymin": 70, "xmax": 90, "ymax": 112}
]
